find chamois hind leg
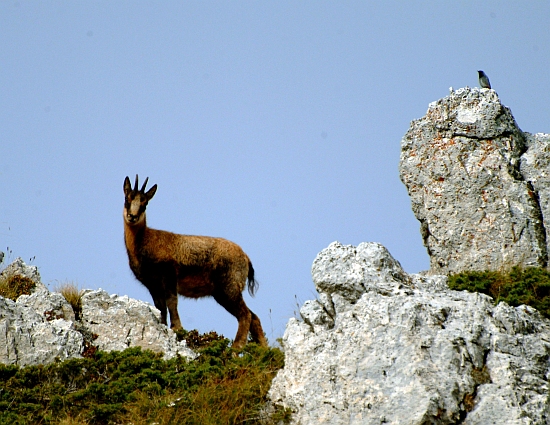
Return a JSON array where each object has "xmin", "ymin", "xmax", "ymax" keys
[
  {"xmin": 249, "ymin": 311, "xmax": 267, "ymax": 347},
  {"xmin": 214, "ymin": 292, "xmax": 252, "ymax": 350}
]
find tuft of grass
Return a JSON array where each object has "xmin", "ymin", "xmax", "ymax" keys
[
  {"xmin": 448, "ymin": 266, "xmax": 550, "ymax": 318},
  {"xmin": 0, "ymin": 332, "xmax": 289, "ymax": 425},
  {"xmin": 0, "ymin": 272, "xmax": 36, "ymax": 301},
  {"xmin": 54, "ymin": 282, "xmax": 84, "ymax": 320}
]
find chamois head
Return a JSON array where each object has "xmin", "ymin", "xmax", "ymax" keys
[{"xmin": 123, "ymin": 175, "xmax": 157, "ymax": 225}]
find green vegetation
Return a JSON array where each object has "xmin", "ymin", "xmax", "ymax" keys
[
  {"xmin": 0, "ymin": 272, "xmax": 35, "ymax": 301},
  {"xmin": 0, "ymin": 335, "xmax": 289, "ymax": 425},
  {"xmin": 448, "ymin": 266, "xmax": 550, "ymax": 318}
]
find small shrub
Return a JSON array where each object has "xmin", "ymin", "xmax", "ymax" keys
[
  {"xmin": 269, "ymin": 404, "xmax": 294, "ymax": 424},
  {"xmin": 0, "ymin": 272, "xmax": 36, "ymax": 301},
  {"xmin": 448, "ymin": 266, "xmax": 550, "ymax": 318},
  {"xmin": 175, "ymin": 329, "xmax": 227, "ymax": 349},
  {"xmin": 471, "ymin": 365, "xmax": 491, "ymax": 386}
]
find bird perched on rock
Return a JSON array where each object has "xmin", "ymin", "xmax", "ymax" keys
[{"xmin": 478, "ymin": 70, "xmax": 491, "ymax": 89}]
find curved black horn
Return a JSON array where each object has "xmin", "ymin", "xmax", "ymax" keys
[
  {"xmin": 133, "ymin": 175, "xmax": 139, "ymax": 192},
  {"xmin": 140, "ymin": 177, "xmax": 149, "ymax": 193}
]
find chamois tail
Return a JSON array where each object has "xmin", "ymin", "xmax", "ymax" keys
[{"xmin": 247, "ymin": 260, "xmax": 259, "ymax": 297}]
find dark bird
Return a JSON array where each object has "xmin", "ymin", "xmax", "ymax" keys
[{"xmin": 478, "ymin": 70, "xmax": 491, "ymax": 89}]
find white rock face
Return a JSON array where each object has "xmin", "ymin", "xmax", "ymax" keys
[
  {"xmin": 0, "ymin": 296, "xmax": 84, "ymax": 367},
  {"xmin": 399, "ymin": 87, "xmax": 549, "ymax": 274},
  {"xmin": 269, "ymin": 242, "xmax": 550, "ymax": 424},
  {"xmin": 0, "ymin": 258, "xmax": 83, "ymax": 366},
  {"xmin": 1, "ymin": 257, "xmax": 44, "ymax": 290},
  {"xmin": 17, "ymin": 288, "xmax": 76, "ymax": 322},
  {"xmin": 520, "ymin": 132, "xmax": 550, "ymax": 254},
  {"xmin": 80, "ymin": 289, "xmax": 195, "ymax": 360},
  {"xmin": 0, "ymin": 259, "xmax": 195, "ymax": 366}
]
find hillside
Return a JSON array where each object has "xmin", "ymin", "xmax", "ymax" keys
[{"xmin": 2, "ymin": 87, "xmax": 550, "ymax": 424}]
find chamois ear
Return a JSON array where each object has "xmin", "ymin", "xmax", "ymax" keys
[
  {"xmin": 145, "ymin": 184, "xmax": 157, "ymax": 201},
  {"xmin": 123, "ymin": 176, "xmax": 132, "ymax": 195}
]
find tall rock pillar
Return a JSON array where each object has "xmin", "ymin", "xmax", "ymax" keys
[{"xmin": 399, "ymin": 87, "xmax": 547, "ymax": 274}]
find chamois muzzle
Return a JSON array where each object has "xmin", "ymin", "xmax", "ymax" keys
[{"xmin": 127, "ymin": 213, "xmax": 139, "ymax": 223}]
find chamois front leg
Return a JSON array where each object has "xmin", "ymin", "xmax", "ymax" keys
[
  {"xmin": 166, "ymin": 290, "xmax": 182, "ymax": 330},
  {"xmin": 150, "ymin": 288, "xmax": 168, "ymax": 326},
  {"xmin": 162, "ymin": 275, "xmax": 182, "ymax": 330}
]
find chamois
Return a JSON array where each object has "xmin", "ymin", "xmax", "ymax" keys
[{"xmin": 123, "ymin": 175, "xmax": 267, "ymax": 349}]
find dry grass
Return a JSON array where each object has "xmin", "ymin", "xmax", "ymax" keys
[
  {"xmin": 55, "ymin": 417, "xmax": 87, "ymax": 425},
  {"xmin": 0, "ymin": 271, "xmax": 36, "ymax": 301},
  {"xmin": 119, "ymin": 351, "xmax": 290, "ymax": 424},
  {"xmin": 54, "ymin": 282, "xmax": 84, "ymax": 320}
]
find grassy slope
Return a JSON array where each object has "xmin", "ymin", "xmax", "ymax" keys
[
  {"xmin": 5, "ymin": 264, "xmax": 550, "ymax": 424},
  {"xmin": 0, "ymin": 332, "xmax": 290, "ymax": 425},
  {"xmin": 0, "ymin": 266, "xmax": 290, "ymax": 424}
]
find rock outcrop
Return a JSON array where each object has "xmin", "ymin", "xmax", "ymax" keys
[
  {"xmin": 0, "ymin": 296, "xmax": 84, "ymax": 367},
  {"xmin": 269, "ymin": 242, "xmax": 550, "ymax": 424},
  {"xmin": 0, "ymin": 259, "xmax": 84, "ymax": 366},
  {"xmin": 399, "ymin": 87, "xmax": 549, "ymax": 274},
  {"xmin": 0, "ymin": 259, "xmax": 194, "ymax": 366},
  {"xmin": 80, "ymin": 289, "xmax": 192, "ymax": 359}
]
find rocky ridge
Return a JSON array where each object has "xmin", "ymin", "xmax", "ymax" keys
[
  {"xmin": 269, "ymin": 89, "xmax": 550, "ymax": 424},
  {"xmin": 0, "ymin": 258, "xmax": 194, "ymax": 366},
  {"xmin": 268, "ymin": 242, "xmax": 550, "ymax": 424}
]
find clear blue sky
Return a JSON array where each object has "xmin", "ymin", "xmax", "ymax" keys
[{"xmin": 1, "ymin": 2, "xmax": 549, "ymax": 341}]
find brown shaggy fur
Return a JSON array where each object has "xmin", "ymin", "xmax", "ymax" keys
[{"xmin": 123, "ymin": 175, "xmax": 267, "ymax": 349}]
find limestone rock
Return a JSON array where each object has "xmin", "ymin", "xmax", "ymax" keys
[
  {"xmin": 0, "ymin": 258, "xmax": 83, "ymax": 366},
  {"xmin": 0, "ymin": 296, "xmax": 84, "ymax": 367},
  {"xmin": 17, "ymin": 289, "xmax": 76, "ymax": 322},
  {"xmin": 520, "ymin": 132, "xmax": 550, "ymax": 255},
  {"xmin": 80, "ymin": 289, "xmax": 195, "ymax": 360},
  {"xmin": 312, "ymin": 241, "xmax": 411, "ymax": 304},
  {"xmin": 0, "ymin": 259, "xmax": 195, "ymax": 366},
  {"xmin": 269, "ymin": 242, "xmax": 550, "ymax": 424},
  {"xmin": 399, "ymin": 87, "xmax": 548, "ymax": 274},
  {"xmin": 0, "ymin": 257, "xmax": 45, "ymax": 290},
  {"xmin": 0, "ymin": 257, "xmax": 74, "ymax": 322}
]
